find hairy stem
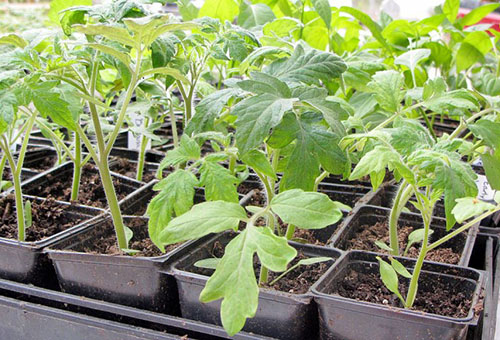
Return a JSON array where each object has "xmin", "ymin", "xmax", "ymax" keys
[
  {"xmin": 388, "ymin": 182, "xmax": 413, "ymax": 255},
  {"xmin": 71, "ymin": 132, "xmax": 82, "ymax": 201},
  {"xmin": 136, "ymin": 118, "xmax": 150, "ymax": 182}
]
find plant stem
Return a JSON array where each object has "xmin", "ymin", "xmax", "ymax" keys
[
  {"xmin": 285, "ymin": 224, "xmax": 296, "ymax": 240},
  {"xmin": 71, "ymin": 132, "xmax": 82, "ymax": 201},
  {"xmin": 259, "ymin": 265, "xmax": 269, "ymax": 285},
  {"xmin": 448, "ymin": 108, "xmax": 496, "ymax": 140},
  {"xmin": 169, "ymin": 100, "xmax": 179, "ymax": 148},
  {"xmin": 136, "ymin": 118, "xmax": 150, "ymax": 182},
  {"xmin": 1, "ymin": 141, "xmax": 24, "ymax": 241},
  {"xmin": 229, "ymin": 153, "xmax": 237, "ymax": 175},
  {"xmin": 0, "ymin": 155, "xmax": 6, "ymax": 189},
  {"xmin": 419, "ymin": 108, "xmax": 437, "ymax": 141},
  {"xmin": 388, "ymin": 182, "xmax": 413, "ymax": 255},
  {"xmin": 313, "ymin": 171, "xmax": 329, "ymax": 192}
]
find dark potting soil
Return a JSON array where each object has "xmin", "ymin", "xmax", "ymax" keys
[
  {"xmin": 27, "ymin": 164, "xmax": 131, "ymax": 208},
  {"xmin": 345, "ymin": 222, "xmax": 463, "ymax": 264},
  {"xmin": 2, "ymin": 168, "xmax": 32, "ymax": 181},
  {"xmin": 0, "ymin": 195, "xmax": 82, "ymax": 242},
  {"xmin": 70, "ymin": 218, "xmax": 179, "ymax": 257},
  {"xmin": 327, "ymin": 264, "xmax": 472, "ymax": 318},
  {"xmin": 188, "ymin": 240, "xmax": 328, "ymax": 294},
  {"xmin": 109, "ymin": 157, "xmax": 161, "ymax": 183},
  {"xmin": 26, "ymin": 155, "xmax": 57, "ymax": 171}
]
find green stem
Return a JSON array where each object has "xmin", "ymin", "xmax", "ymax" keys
[
  {"xmin": 448, "ymin": 108, "xmax": 496, "ymax": 140},
  {"xmin": 71, "ymin": 133, "xmax": 82, "ymax": 201},
  {"xmin": 313, "ymin": 171, "xmax": 329, "ymax": 192},
  {"xmin": 419, "ymin": 108, "xmax": 437, "ymax": 141},
  {"xmin": 285, "ymin": 224, "xmax": 296, "ymax": 240},
  {"xmin": 136, "ymin": 119, "xmax": 149, "ymax": 182},
  {"xmin": 388, "ymin": 182, "xmax": 413, "ymax": 255},
  {"xmin": 169, "ymin": 100, "xmax": 179, "ymax": 148},
  {"xmin": 0, "ymin": 155, "xmax": 6, "ymax": 189},
  {"xmin": 229, "ymin": 154, "xmax": 237, "ymax": 175},
  {"xmin": 259, "ymin": 265, "xmax": 269, "ymax": 285}
]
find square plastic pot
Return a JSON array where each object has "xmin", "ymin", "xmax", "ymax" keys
[
  {"xmin": 312, "ymin": 251, "xmax": 485, "ymax": 340},
  {"xmin": 170, "ymin": 231, "xmax": 342, "ymax": 340},
  {"xmin": 328, "ymin": 205, "xmax": 478, "ymax": 267},
  {"xmin": 0, "ymin": 195, "xmax": 103, "ymax": 286},
  {"xmin": 46, "ymin": 215, "xmax": 208, "ymax": 314}
]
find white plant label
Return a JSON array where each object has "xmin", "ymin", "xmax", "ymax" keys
[
  {"xmin": 127, "ymin": 112, "xmax": 151, "ymax": 151},
  {"xmin": 476, "ymin": 175, "xmax": 497, "ymax": 202},
  {"xmin": 472, "ymin": 158, "xmax": 483, "ymax": 167}
]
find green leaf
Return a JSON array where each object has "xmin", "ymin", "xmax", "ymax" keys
[
  {"xmin": 234, "ymin": 94, "xmax": 294, "ymax": 154},
  {"xmin": 375, "ymin": 240, "xmax": 393, "ymax": 252},
  {"xmin": 194, "ymin": 258, "xmax": 220, "ymax": 269},
  {"xmin": 460, "ymin": 3, "xmax": 500, "ymax": 26},
  {"xmin": 367, "ymin": 70, "xmax": 405, "ymax": 113},
  {"xmin": 199, "ymin": 0, "xmax": 239, "ymax": 22},
  {"xmin": 33, "ymin": 91, "xmax": 77, "ymax": 131},
  {"xmin": 140, "ymin": 67, "xmax": 189, "ymax": 83},
  {"xmin": 240, "ymin": 150, "xmax": 276, "ymax": 180},
  {"xmin": 159, "ymin": 201, "xmax": 248, "ymax": 245},
  {"xmin": 452, "ymin": 197, "xmax": 495, "ymax": 223},
  {"xmin": 86, "ymin": 43, "xmax": 132, "ymax": 71},
  {"xmin": 271, "ymin": 189, "xmax": 344, "ymax": 230},
  {"xmin": 263, "ymin": 17, "xmax": 302, "ymax": 37},
  {"xmin": 157, "ymin": 135, "xmax": 200, "ymax": 172},
  {"xmin": 423, "ymin": 89, "xmax": 479, "ymax": 113},
  {"xmin": 376, "ymin": 257, "xmax": 404, "ymax": 303},
  {"xmin": 238, "ymin": 1, "xmax": 275, "ymax": 29},
  {"xmin": 443, "ymin": 0, "xmax": 460, "ymax": 24},
  {"xmin": 394, "ymin": 49, "xmax": 430, "ymax": 74},
  {"xmin": 24, "ymin": 200, "xmax": 32, "ymax": 229},
  {"xmin": 390, "ymin": 258, "xmax": 412, "ymax": 279},
  {"xmin": 237, "ymin": 72, "xmax": 291, "ymax": 98},
  {"xmin": 199, "ymin": 161, "xmax": 239, "ymax": 203},
  {"xmin": 147, "ymin": 170, "xmax": 198, "ymax": 250},
  {"xmin": 350, "ymin": 146, "xmax": 401, "ymax": 190},
  {"xmin": 200, "ymin": 228, "xmax": 296, "ymax": 336},
  {"xmin": 482, "ymin": 151, "xmax": 500, "ymax": 190},
  {"xmin": 340, "ymin": 7, "xmax": 392, "ymax": 53},
  {"xmin": 404, "ymin": 228, "xmax": 433, "ymax": 256},
  {"xmin": 265, "ymin": 44, "xmax": 346, "ymax": 85},
  {"xmin": 178, "ymin": 0, "xmax": 199, "ymax": 21},
  {"xmin": 124, "ymin": 226, "xmax": 133, "ymax": 246},
  {"xmin": 0, "ymin": 91, "xmax": 17, "ymax": 134},
  {"xmin": 0, "ymin": 33, "xmax": 28, "ymax": 48},
  {"xmin": 311, "ymin": 0, "xmax": 331, "ymax": 28},
  {"xmin": 74, "ymin": 24, "xmax": 137, "ymax": 47},
  {"xmin": 468, "ymin": 120, "xmax": 500, "ymax": 150},
  {"xmin": 495, "ymin": 192, "xmax": 500, "ymax": 204},
  {"xmin": 151, "ymin": 36, "xmax": 176, "ymax": 68},
  {"xmin": 48, "ymin": 0, "xmax": 91, "ymax": 25}
]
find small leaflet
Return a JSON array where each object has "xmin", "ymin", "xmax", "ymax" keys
[
  {"xmin": 476, "ymin": 175, "xmax": 497, "ymax": 202},
  {"xmin": 127, "ymin": 112, "xmax": 151, "ymax": 150}
]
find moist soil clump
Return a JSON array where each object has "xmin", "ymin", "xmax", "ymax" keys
[
  {"xmin": 345, "ymin": 221, "xmax": 463, "ymax": 264},
  {"xmin": 189, "ymin": 241, "xmax": 329, "ymax": 294},
  {"xmin": 0, "ymin": 195, "xmax": 82, "ymax": 242},
  {"xmin": 26, "ymin": 164, "xmax": 133, "ymax": 208},
  {"xmin": 328, "ymin": 266, "xmax": 472, "ymax": 318},
  {"xmin": 71, "ymin": 218, "xmax": 178, "ymax": 257}
]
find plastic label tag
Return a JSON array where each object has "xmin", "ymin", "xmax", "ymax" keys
[
  {"xmin": 476, "ymin": 175, "xmax": 497, "ymax": 202},
  {"xmin": 127, "ymin": 113, "xmax": 151, "ymax": 151}
]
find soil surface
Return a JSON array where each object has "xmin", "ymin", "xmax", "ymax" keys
[
  {"xmin": 69, "ymin": 218, "xmax": 179, "ymax": 257},
  {"xmin": 188, "ymin": 240, "xmax": 329, "ymax": 294},
  {"xmin": 109, "ymin": 157, "xmax": 161, "ymax": 183},
  {"xmin": 328, "ymin": 264, "xmax": 472, "ymax": 318},
  {"xmin": 0, "ymin": 195, "xmax": 83, "ymax": 242},
  {"xmin": 26, "ymin": 164, "xmax": 135, "ymax": 208},
  {"xmin": 345, "ymin": 221, "xmax": 463, "ymax": 264},
  {"xmin": 26, "ymin": 155, "xmax": 57, "ymax": 171}
]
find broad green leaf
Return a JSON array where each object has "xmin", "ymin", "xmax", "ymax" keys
[
  {"xmin": 265, "ymin": 44, "xmax": 346, "ymax": 85},
  {"xmin": 194, "ymin": 258, "xmax": 220, "ymax": 269},
  {"xmin": 86, "ymin": 43, "xmax": 131, "ymax": 71},
  {"xmin": 468, "ymin": 120, "xmax": 500, "ymax": 150},
  {"xmin": 457, "ymin": 32, "xmax": 492, "ymax": 72},
  {"xmin": 74, "ymin": 24, "xmax": 136, "ymax": 47},
  {"xmin": 482, "ymin": 151, "xmax": 500, "ymax": 190},
  {"xmin": 350, "ymin": 146, "xmax": 401, "ymax": 190},
  {"xmin": 376, "ymin": 257, "xmax": 404, "ymax": 303},
  {"xmin": 460, "ymin": 3, "xmax": 500, "ymax": 26},
  {"xmin": 234, "ymin": 94, "xmax": 294, "ymax": 154},
  {"xmin": 178, "ymin": 0, "xmax": 199, "ymax": 21},
  {"xmin": 159, "ymin": 201, "xmax": 248, "ymax": 245},
  {"xmin": 147, "ymin": 170, "xmax": 198, "ymax": 250},
  {"xmin": 367, "ymin": 70, "xmax": 404, "ymax": 113},
  {"xmin": 394, "ymin": 49, "xmax": 430, "ymax": 74},
  {"xmin": 199, "ymin": 161, "xmax": 239, "ymax": 203},
  {"xmin": 238, "ymin": 72, "xmax": 291, "ymax": 98},
  {"xmin": 271, "ymin": 189, "xmax": 344, "ymax": 229},
  {"xmin": 200, "ymin": 228, "xmax": 295, "ymax": 336},
  {"xmin": 33, "ymin": 91, "xmax": 77, "ymax": 131},
  {"xmin": 48, "ymin": 0, "xmax": 91, "ymax": 25},
  {"xmin": 296, "ymin": 256, "xmax": 332, "ymax": 266},
  {"xmin": 302, "ymin": 25, "xmax": 329, "ymax": 50},
  {"xmin": 240, "ymin": 149, "xmax": 276, "ymax": 180},
  {"xmin": 140, "ymin": 67, "xmax": 188, "ymax": 83},
  {"xmin": 404, "ymin": 228, "xmax": 433, "ymax": 255},
  {"xmin": 0, "ymin": 33, "xmax": 28, "ymax": 48},
  {"xmin": 311, "ymin": 0, "xmax": 331, "ymax": 28},
  {"xmin": 124, "ymin": 226, "xmax": 133, "ymax": 245},
  {"xmin": 423, "ymin": 89, "xmax": 479, "ymax": 113},
  {"xmin": 452, "ymin": 197, "xmax": 495, "ymax": 223},
  {"xmin": 340, "ymin": 6, "xmax": 392, "ymax": 53},
  {"xmin": 239, "ymin": 46, "xmax": 289, "ymax": 73},
  {"xmin": 443, "ymin": 0, "xmax": 460, "ymax": 24},
  {"xmin": 199, "ymin": 0, "xmax": 239, "ymax": 22},
  {"xmin": 151, "ymin": 36, "xmax": 176, "ymax": 68},
  {"xmin": 157, "ymin": 135, "xmax": 200, "ymax": 173},
  {"xmin": 0, "ymin": 91, "xmax": 17, "ymax": 134},
  {"xmin": 238, "ymin": 2, "xmax": 275, "ymax": 29},
  {"xmin": 263, "ymin": 17, "xmax": 302, "ymax": 37},
  {"xmin": 390, "ymin": 258, "xmax": 412, "ymax": 279}
]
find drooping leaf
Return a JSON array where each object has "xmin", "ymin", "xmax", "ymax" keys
[
  {"xmin": 159, "ymin": 201, "xmax": 248, "ymax": 245},
  {"xmin": 271, "ymin": 189, "xmax": 344, "ymax": 230},
  {"xmin": 376, "ymin": 257, "xmax": 405, "ymax": 303},
  {"xmin": 452, "ymin": 197, "xmax": 495, "ymax": 223}
]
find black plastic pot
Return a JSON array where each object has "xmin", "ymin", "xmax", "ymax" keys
[
  {"xmin": 170, "ymin": 231, "xmax": 342, "ymax": 340},
  {"xmin": 46, "ymin": 215, "xmax": 208, "ymax": 314},
  {"xmin": 329, "ymin": 205, "xmax": 478, "ymax": 266},
  {"xmin": 312, "ymin": 250, "xmax": 485, "ymax": 340},
  {"xmin": 20, "ymin": 162, "xmax": 143, "ymax": 207},
  {"xmin": 0, "ymin": 195, "xmax": 103, "ymax": 286},
  {"xmin": 0, "ymin": 278, "xmax": 276, "ymax": 340}
]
